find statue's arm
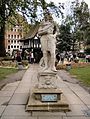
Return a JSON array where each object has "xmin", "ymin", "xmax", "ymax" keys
[
  {"xmin": 38, "ymin": 26, "xmax": 48, "ymax": 36},
  {"xmin": 38, "ymin": 22, "xmax": 52, "ymax": 36}
]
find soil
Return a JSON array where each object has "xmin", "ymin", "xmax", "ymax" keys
[{"xmin": 0, "ymin": 69, "xmax": 26, "ymax": 90}]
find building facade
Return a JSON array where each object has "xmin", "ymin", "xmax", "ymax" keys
[
  {"xmin": 20, "ymin": 24, "xmax": 42, "ymax": 63},
  {"xmin": 5, "ymin": 25, "xmax": 23, "ymax": 55}
]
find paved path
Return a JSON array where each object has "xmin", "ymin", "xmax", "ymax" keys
[
  {"xmin": 0, "ymin": 64, "xmax": 90, "ymax": 119},
  {"xmin": 0, "ymin": 70, "xmax": 26, "ymax": 90}
]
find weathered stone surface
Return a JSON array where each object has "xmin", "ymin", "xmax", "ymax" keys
[
  {"xmin": 9, "ymin": 93, "xmax": 29, "ymax": 105},
  {"xmin": 26, "ymin": 93, "xmax": 70, "ymax": 112},
  {"xmin": 32, "ymin": 88, "xmax": 62, "ymax": 101},
  {"xmin": 32, "ymin": 111, "xmax": 66, "ymax": 116},
  {"xmin": 2, "ymin": 105, "xmax": 30, "ymax": 116},
  {"xmin": 1, "ymin": 116, "xmax": 37, "ymax": 119},
  {"xmin": 0, "ymin": 106, "xmax": 6, "ymax": 116},
  {"xmin": 37, "ymin": 72, "xmax": 57, "ymax": 88}
]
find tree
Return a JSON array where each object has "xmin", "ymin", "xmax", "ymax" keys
[
  {"xmin": 6, "ymin": 13, "xmax": 31, "ymax": 37},
  {"xmin": 0, "ymin": 0, "xmax": 64, "ymax": 57},
  {"xmin": 57, "ymin": 23, "xmax": 72, "ymax": 52},
  {"xmin": 70, "ymin": 0, "xmax": 90, "ymax": 51}
]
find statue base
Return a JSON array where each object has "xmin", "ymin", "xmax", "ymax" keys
[
  {"xmin": 37, "ymin": 71, "xmax": 57, "ymax": 88},
  {"xmin": 26, "ymin": 71, "xmax": 70, "ymax": 112},
  {"xmin": 26, "ymin": 88, "xmax": 70, "ymax": 111}
]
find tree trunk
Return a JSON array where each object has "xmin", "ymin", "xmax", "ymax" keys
[
  {"xmin": 0, "ymin": 1, "xmax": 6, "ymax": 57},
  {"xmin": 0, "ymin": 25, "xmax": 6, "ymax": 57}
]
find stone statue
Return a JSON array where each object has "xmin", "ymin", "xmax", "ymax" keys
[{"xmin": 38, "ymin": 12, "xmax": 57, "ymax": 72}]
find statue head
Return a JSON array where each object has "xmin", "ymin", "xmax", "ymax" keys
[{"xmin": 43, "ymin": 10, "xmax": 53, "ymax": 22}]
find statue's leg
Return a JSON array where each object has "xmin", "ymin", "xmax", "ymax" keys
[
  {"xmin": 51, "ymin": 51, "xmax": 57, "ymax": 72},
  {"xmin": 43, "ymin": 51, "xmax": 48, "ymax": 71}
]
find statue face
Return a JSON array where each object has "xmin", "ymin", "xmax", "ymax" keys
[{"xmin": 44, "ymin": 13, "xmax": 53, "ymax": 22}]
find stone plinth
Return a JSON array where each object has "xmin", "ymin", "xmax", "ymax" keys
[
  {"xmin": 33, "ymin": 88, "xmax": 62, "ymax": 101},
  {"xmin": 37, "ymin": 71, "xmax": 57, "ymax": 88},
  {"xmin": 26, "ymin": 88, "xmax": 70, "ymax": 111},
  {"xmin": 26, "ymin": 71, "xmax": 70, "ymax": 112}
]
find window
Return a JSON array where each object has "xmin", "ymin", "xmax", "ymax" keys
[
  {"xmin": 14, "ymin": 35, "xmax": 16, "ymax": 39},
  {"xmin": 17, "ymin": 40, "xmax": 19, "ymax": 43},
  {"xmin": 11, "ymin": 35, "xmax": 13, "ymax": 38},
  {"xmin": 24, "ymin": 41, "xmax": 29, "ymax": 45},
  {"xmin": 14, "ymin": 45, "xmax": 16, "ymax": 48},
  {"xmin": 14, "ymin": 40, "xmax": 16, "ymax": 43},
  {"xmin": 8, "ymin": 45, "xmax": 10, "ymax": 49},
  {"xmin": 8, "ymin": 34, "xmax": 10, "ymax": 39},
  {"xmin": 20, "ymin": 35, "xmax": 22, "ymax": 38},
  {"xmin": 17, "ymin": 46, "xmax": 19, "ymax": 48},
  {"xmin": 17, "ymin": 35, "xmax": 19, "ymax": 39},
  {"xmin": 11, "ymin": 40, "xmax": 13, "ymax": 43},
  {"xmin": 8, "ymin": 40, "xmax": 10, "ymax": 43},
  {"xmin": 11, "ymin": 45, "xmax": 13, "ymax": 48},
  {"xmin": 20, "ymin": 46, "xmax": 22, "ymax": 49}
]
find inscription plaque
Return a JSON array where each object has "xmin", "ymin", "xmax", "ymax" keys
[{"xmin": 41, "ymin": 94, "xmax": 57, "ymax": 102}]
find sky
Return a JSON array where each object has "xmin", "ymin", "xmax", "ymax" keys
[
  {"xmin": 46, "ymin": 0, "xmax": 90, "ymax": 8},
  {"xmin": 45, "ymin": 0, "xmax": 90, "ymax": 24}
]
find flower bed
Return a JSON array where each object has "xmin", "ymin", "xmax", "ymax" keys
[
  {"xmin": 0, "ymin": 60, "xmax": 29, "ymax": 68},
  {"xmin": 56, "ymin": 62, "xmax": 90, "ymax": 70}
]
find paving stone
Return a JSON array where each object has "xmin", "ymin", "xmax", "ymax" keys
[
  {"xmin": 0, "ymin": 106, "xmax": 6, "ymax": 116},
  {"xmin": 32, "ymin": 111, "xmax": 66, "ymax": 116},
  {"xmin": 83, "ymin": 117, "xmax": 90, "ymax": 119},
  {"xmin": 38, "ymin": 116, "xmax": 63, "ymax": 119},
  {"xmin": 1, "ymin": 85, "xmax": 17, "ymax": 92},
  {"xmin": 61, "ymin": 87, "xmax": 75, "ymax": 95},
  {"xmin": 63, "ymin": 116, "xmax": 87, "ymax": 119},
  {"xmin": 6, "ymin": 81, "xmax": 20, "ymax": 87},
  {"xmin": 66, "ymin": 104, "xmax": 88, "ymax": 116},
  {"xmin": 84, "ymin": 109, "xmax": 90, "ymax": 116},
  {"xmin": 2, "ymin": 105, "xmax": 31, "ymax": 116},
  {"xmin": 70, "ymin": 85, "xmax": 89, "ymax": 94},
  {"xmin": 64, "ymin": 93, "xmax": 84, "ymax": 104},
  {"xmin": 1, "ymin": 115, "xmax": 37, "ymax": 119},
  {"xmin": 9, "ymin": 93, "xmax": 29, "ymax": 104},
  {"xmin": 87, "ymin": 105, "xmax": 90, "ymax": 109},
  {"xmin": 19, "ymin": 83, "xmax": 31, "ymax": 87},
  {"xmin": 0, "ymin": 91, "xmax": 14, "ymax": 97},
  {"xmin": 65, "ymin": 83, "xmax": 78, "ymax": 88},
  {"xmin": 57, "ymin": 83, "xmax": 67, "ymax": 88},
  {"xmin": 0, "ymin": 97, "xmax": 11, "ymax": 105},
  {"xmin": 80, "ymin": 95, "xmax": 90, "ymax": 105},
  {"xmin": 15, "ymin": 87, "xmax": 30, "ymax": 93}
]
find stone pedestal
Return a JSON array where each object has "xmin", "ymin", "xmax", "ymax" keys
[
  {"xmin": 26, "ymin": 71, "xmax": 70, "ymax": 112},
  {"xmin": 37, "ymin": 72, "xmax": 57, "ymax": 88}
]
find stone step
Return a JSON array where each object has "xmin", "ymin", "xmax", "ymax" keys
[{"xmin": 26, "ymin": 93, "xmax": 70, "ymax": 112}]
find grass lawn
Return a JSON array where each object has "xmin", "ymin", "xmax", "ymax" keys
[
  {"xmin": 0, "ymin": 67, "xmax": 18, "ymax": 80},
  {"xmin": 69, "ymin": 66, "xmax": 90, "ymax": 86}
]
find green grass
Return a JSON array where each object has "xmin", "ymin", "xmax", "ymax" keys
[
  {"xmin": 79, "ymin": 58, "xmax": 86, "ymax": 62},
  {"xmin": 0, "ymin": 67, "xmax": 18, "ymax": 80},
  {"xmin": 69, "ymin": 66, "xmax": 90, "ymax": 86}
]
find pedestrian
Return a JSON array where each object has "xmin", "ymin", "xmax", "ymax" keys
[
  {"xmin": 28, "ymin": 51, "xmax": 31, "ymax": 63},
  {"xmin": 16, "ymin": 50, "xmax": 23, "ymax": 69},
  {"xmin": 16, "ymin": 50, "xmax": 22, "ymax": 63},
  {"xmin": 31, "ymin": 52, "xmax": 34, "ymax": 64}
]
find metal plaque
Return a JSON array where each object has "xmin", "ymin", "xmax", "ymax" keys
[{"xmin": 41, "ymin": 94, "xmax": 57, "ymax": 102}]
